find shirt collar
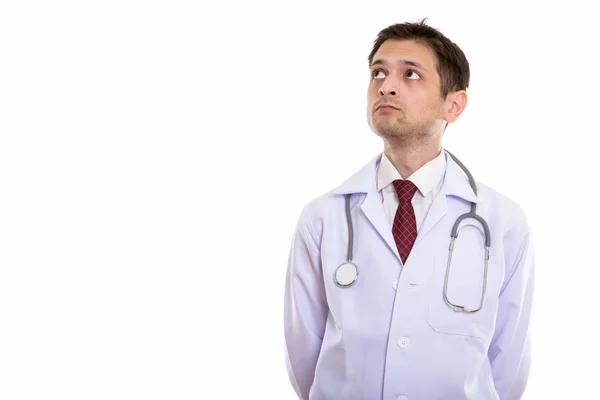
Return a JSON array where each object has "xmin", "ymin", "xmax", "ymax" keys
[
  {"xmin": 331, "ymin": 150, "xmax": 480, "ymax": 204},
  {"xmin": 376, "ymin": 148, "xmax": 446, "ymax": 197}
]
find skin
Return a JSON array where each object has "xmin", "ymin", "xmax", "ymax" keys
[{"xmin": 367, "ymin": 39, "xmax": 468, "ymax": 178}]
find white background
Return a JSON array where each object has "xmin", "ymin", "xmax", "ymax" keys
[{"xmin": 0, "ymin": 1, "xmax": 598, "ymax": 399}]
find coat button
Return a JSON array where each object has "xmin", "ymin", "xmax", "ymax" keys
[
  {"xmin": 392, "ymin": 280, "xmax": 399, "ymax": 290},
  {"xmin": 397, "ymin": 337, "xmax": 410, "ymax": 348}
]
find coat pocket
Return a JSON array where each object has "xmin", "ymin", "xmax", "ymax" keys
[{"xmin": 426, "ymin": 223, "xmax": 504, "ymax": 342}]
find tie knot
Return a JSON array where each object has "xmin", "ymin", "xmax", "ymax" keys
[{"xmin": 392, "ymin": 179, "xmax": 418, "ymax": 203}]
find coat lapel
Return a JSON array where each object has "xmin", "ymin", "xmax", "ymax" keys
[
  {"xmin": 415, "ymin": 151, "xmax": 481, "ymax": 246},
  {"xmin": 360, "ymin": 189, "xmax": 399, "ymax": 258},
  {"xmin": 331, "ymin": 154, "xmax": 399, "ymax": 258},
  {"xmin": 330, "ymin": 151, "xmax": 481, "ymax": 260}
]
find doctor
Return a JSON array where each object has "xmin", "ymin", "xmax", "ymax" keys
[{"xmin": 284, "ymin": 19, "xmax": 535, "ymax": 400}]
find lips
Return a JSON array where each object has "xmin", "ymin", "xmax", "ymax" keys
[
  {"xmin": 377, "ymin": 105, "xmax": 398, "ymax": 111},
  {"xmin": 375, "ymin": 104, "xmax": 400, "ymax": 112}
]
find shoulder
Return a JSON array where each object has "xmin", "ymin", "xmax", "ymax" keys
[
  {"xmin": 296, "ymin": 190, "xmax": 342, "ymax": 242},
  {"xmin": 295, "ymin": 154, "xmax": 380, "ymax": 235},
  {"xmin": 476, "ymin": 181, "xmax": 531, "ymax": 233},
  {"xmin": 474, "ymin": 181, "xmax": 533, "ymax": 275}
]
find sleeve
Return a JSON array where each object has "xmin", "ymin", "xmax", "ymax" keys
[
  {"xmin": 283, "ymin": 206, "xmax": 328, "ymax": 400},
  {"xmin": 488, "ymin": 203, "xmax": 536, "ymax": 400}
]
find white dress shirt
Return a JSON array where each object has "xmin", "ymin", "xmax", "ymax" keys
[{"xmin": 377, "ymin": 148, "xmax": 447, "ymax": 232}]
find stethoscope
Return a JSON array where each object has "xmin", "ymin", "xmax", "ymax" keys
[{"xmin": 334, "ymin": 150, "xmax": 491, "ymax": 313}]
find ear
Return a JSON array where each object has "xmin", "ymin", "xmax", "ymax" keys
[{"xmin": 443, "ymin": 90, "xmax": 468, "ymax": 123}]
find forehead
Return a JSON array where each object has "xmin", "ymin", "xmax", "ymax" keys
[{"xmin": 371, "ymin": 39, "xmax": 437, "ymax": 70}]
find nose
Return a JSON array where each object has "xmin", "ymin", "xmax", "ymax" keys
[{"xmin": 378, "ymin": 78, "xmax": 399, "ymax": 97}]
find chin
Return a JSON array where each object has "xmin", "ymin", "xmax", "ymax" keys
[{"xmin": 373, "ymin": 121, "xmax": 404, "ymax": 136}]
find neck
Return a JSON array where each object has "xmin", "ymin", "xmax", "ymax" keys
[{"xmin": 383, "ymin": 140, "xmax": 442, "ymax": 179}]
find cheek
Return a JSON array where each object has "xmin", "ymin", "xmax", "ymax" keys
[
  {"xmin": 367, "ymin": 87, "xmax": 374, "ymax": 100},
  {"xmin": 412, "ymin": 94, "xmax": 436, "ymax": 114},
  {"xmin": 368, "ymin": 81, "xmax": 380, "ymax": 95},
  {"xmin": 366, "ymin": 93, "xmax": 375, "ymax": 112}
]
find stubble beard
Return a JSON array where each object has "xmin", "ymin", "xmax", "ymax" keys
[{"xmin": 372, "ymin": 117, "xmax": 436, "ymax": 150}]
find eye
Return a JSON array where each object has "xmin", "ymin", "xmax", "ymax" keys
[
  {"xmin": 405, "ymin": 70, "xmax": 421, "ymax": 80},
  {"xmin": 372, "ymin": 69, "xmax": 386, "ymax": 80}
]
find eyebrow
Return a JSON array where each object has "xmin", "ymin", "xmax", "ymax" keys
[{"xmin": 371, "ymin": 59, "xmax": 427, "ymax": 72}]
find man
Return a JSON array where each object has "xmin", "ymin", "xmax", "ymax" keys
[{"xmin": 284, "ymin": 19, "xmax": 534, "ymax": 400}]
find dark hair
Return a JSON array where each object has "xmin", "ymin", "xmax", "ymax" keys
[{"xmin": 367, "ymin": 18, "xmax": 470, "ymax": 99}]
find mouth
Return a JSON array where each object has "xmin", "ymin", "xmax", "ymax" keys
[
  {"xmin": 374, "ymin": 101, "xmax": 401, "ymax": 111},
  {"xmin": 376, "ymin": 105, "xmax": 399, "ymax": 112}
]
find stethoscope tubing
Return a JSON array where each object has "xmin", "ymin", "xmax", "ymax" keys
[{"xmin": 334, "ymin": 150, "xmax": 492, "ymax": 313}]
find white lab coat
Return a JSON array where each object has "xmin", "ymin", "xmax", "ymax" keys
[{"xmin": 284, "ymin": 151, "xmax": 535, "ymax": 400}]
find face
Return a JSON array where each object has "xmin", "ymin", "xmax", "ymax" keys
[{"xmin": 367, "ymin": 39, "xmax": 450, "ymax": 146}]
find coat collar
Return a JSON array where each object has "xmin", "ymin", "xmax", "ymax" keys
[{"xmin": 330, "ymin": 150, "xmax": 481, "ymax": 204}]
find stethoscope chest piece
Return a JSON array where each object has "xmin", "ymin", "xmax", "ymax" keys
[{"xmin": 334, "ymin": 262, "xmax": 358, "ymax": 287}]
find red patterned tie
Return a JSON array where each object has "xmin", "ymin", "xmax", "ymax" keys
[{"xmin": 392, "ymin": 179, "xmax": 418, "ymax": 263}]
